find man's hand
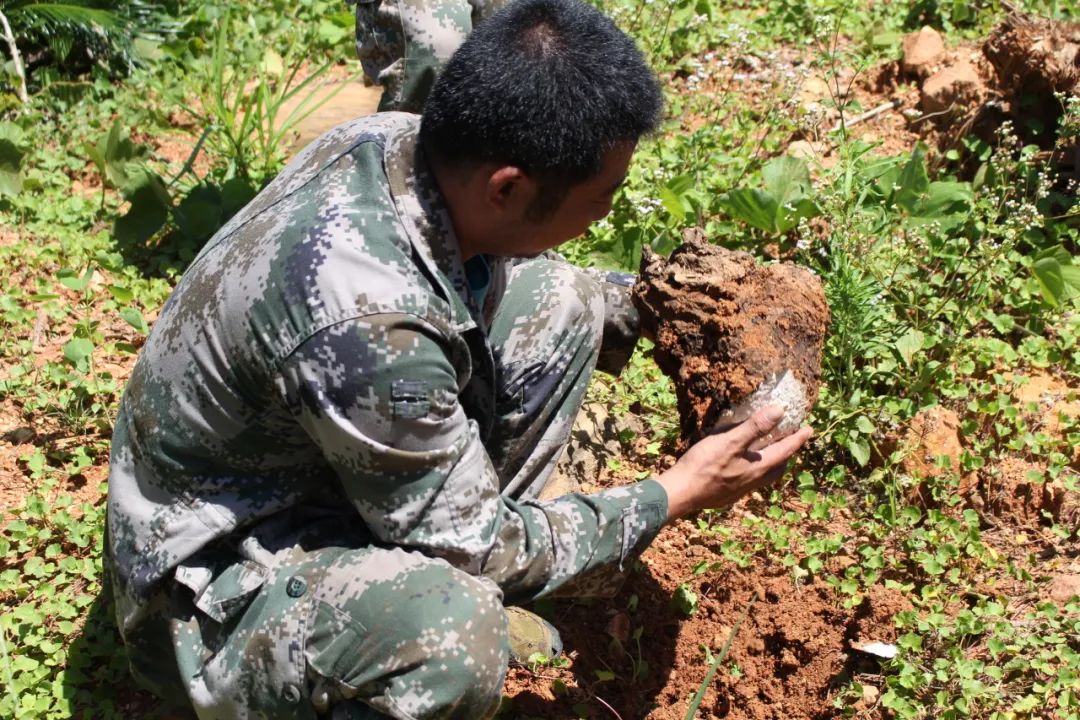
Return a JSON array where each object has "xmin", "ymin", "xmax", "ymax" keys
[{"xmin": 655, "ymin": 406, "xmax": 813, "ymax": 521}]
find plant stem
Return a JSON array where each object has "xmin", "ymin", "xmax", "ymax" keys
[
  {"xmin": 594, "ymin": 695, "xmax": 624, "ymax": 720},
  {"xmin": 0, "ymin": 9, "xmax": 28, "ymax": 104}
]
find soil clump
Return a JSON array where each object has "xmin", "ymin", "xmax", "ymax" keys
[
  {"xmin": 982, "ymin": 12, "xmax": 1080, "ymax": 145},
  {"xmin": 885, "ymin": 13, "xmax": 1080, "ymax": 157},
  {"xmin": 632, "ymin": 229, "xmax": 829, "ymax": 445},
  {"xmin": 983, "ymin": 456, "xmax": 1072, "ymax": 525},
  {"xmin": 902, "ymin": 27, "xmax": 946, "ymax": 77}
]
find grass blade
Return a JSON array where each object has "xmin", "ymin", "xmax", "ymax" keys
[{"xmin": 684, "ymin": 591, "xmax": 757, "ymax": 720}]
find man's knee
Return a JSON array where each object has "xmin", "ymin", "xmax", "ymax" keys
[
  {"xmin": 306, "ymin": 548, "xmax": 508, "ymax": 719},
  {"xmin": 506, "ymin": 259, "xmax": 606, "ymax": 341}
]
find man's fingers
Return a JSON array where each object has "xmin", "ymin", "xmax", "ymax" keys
[
  {"xmin": 728, "ymin": 405, "xmax": 785, "ymax": 452},
  {"xmin": 755, "ymin": 425, "xmax": 814, "ymax": 469},
  {"xmin": 732, "ymin": 460, "xmax": 789, "ymax": 500}
]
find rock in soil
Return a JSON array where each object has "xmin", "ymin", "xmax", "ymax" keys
[
  {"xmin": 897, "ymin": 406, "xmax": 979, "ymax": 506},
  {"xmin": 920, "ymin": 58, "xmax": 984, "ymax": 114},
  {"xmin": 885, "ymin": 12, "xmax": 1080, "ymax": 154},
  {"xmin": 902, "ymin": 26, "xmax": 946, "ymax": 77},
  {"xmin": 632, "ymin": 229, "xmax": 829, "ymax": 446},
  {"xmin": 1048, "ymin": 571, "xmax": 1080, "ymax": 604}
]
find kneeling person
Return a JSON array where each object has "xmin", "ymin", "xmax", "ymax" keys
[{"xmin": 105, "ymin": 1, "xmax": 811, "ymax": 718}]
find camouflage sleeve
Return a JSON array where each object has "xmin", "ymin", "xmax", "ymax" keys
[
  {"xmin": 580, "ymin": 268, "xmax": 641, "ymax": 376},
  {"xmin": 278, "ymin": 312, "xmax": 667, "ymax": 602},
  {"xmin": 352, "ymin": 0, "xmax": 474, "ymax": 113}
]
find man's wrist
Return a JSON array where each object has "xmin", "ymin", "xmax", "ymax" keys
[{"xmin": 654, "ymin": 471, "xmax": 694, "ymax": 523}]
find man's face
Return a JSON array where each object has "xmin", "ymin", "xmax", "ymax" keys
[{"xmin": 506, "ymin": 141, "xmax": 636, "ymax": 258}]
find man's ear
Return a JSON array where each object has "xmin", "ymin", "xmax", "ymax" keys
[{"xmin": 486, "ymin": 166, "xmax": 531, "ymax": 210}]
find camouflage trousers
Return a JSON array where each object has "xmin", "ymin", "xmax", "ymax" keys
[
  {"xmin": 352, "ymin": 0, "xmax": 507, "ymax": 113},
  {"xmin": 121, "ymin": 259, "xmax": 635, "ymax": 720}
]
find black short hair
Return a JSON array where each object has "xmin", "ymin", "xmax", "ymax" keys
[{"xmin": 419, "ymin": 0, "xmax": 663, "ymax": 220}]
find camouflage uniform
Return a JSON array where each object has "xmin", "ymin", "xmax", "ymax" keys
[
  {"xmin": 350, "ymin": 0, "xmax": 508, "ymax": 113},
  {"xmin": 106, "ymin": 113, "xmax": 667, "ymax": 719}
]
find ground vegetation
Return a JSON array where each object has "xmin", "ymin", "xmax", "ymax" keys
[{"xmin": 2, "ymin": 1, "xmax": 1080, "ymax": 718}]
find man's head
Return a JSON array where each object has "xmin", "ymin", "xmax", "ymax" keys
[{"xmin": 420, "ymin": 0, "xmax": 663, "ymax": 259}]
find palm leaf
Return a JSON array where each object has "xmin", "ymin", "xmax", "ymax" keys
[{"xmin": 6, "ymin": 4, "xmax": 124, "ymax": 35}]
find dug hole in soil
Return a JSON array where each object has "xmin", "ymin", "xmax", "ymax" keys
[{"xmin": 503, "ymin": 486, "xmax": 912, "ymax": 719}]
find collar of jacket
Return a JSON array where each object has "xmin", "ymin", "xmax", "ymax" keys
[{"xmin": 382, "ymin": 115, "xmax": 488, "ymax": 335}]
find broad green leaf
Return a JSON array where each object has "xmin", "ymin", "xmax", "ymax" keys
[
  {"xmin": 871, "ymin": 31, "xmax": 902, "ymax": 48},
  {"xmin": 920, "ymin": 556, "xmax": 945, "ymax": 575},
  {"xmin": 107, "ymin": 285, "xmax": 134, "ymax": 302},
  {"xmin": 174, "ymin": 185, "xmax": 224, "ymax": 243},
  {"xmin": 1061, "ymin": 264, "xmax": 1080, "ymax": 297},
  {"xmin": 58, "ymin": 267, "xmax": 93, "ymax": 292},
  {"xmin": 895, "ymin": 328, "xmax": 925, "ymax": 366},
  {"xmin": 847, "ymin": 438, "xmax": 871, "ymax": 466},
  {"xmin": 317, "ymin": 18, "xmax": 350, "ymax": 45},
  {"xmin": 762, "ymin": 155, "xmax": 812, "ymax": 210},
  {"xmin": 893, "ymin": 146, "xmax": 929, "ymax": 212},
  {"xmin": 89, "ymin": 121, "xmax": 151, "ymax": 195},
  {"xmin": 909, "ymin": 181, "xmax": 973, "ymax": 228},
  {"xmin": 63, "ymin": 338, "xmax": 94, "ymax": 365},
  {"xmin": 658, "ymin": 185, "xmax": 689, "ymax": 222},
  {"xmin": 133, "ymin": 37, "xmax": 163, "ymax": 61},
  {"xmin": 262, "ymin": 49, "xmax": 284, "ymax": 77},
  {"xmin": 1038, "ymin": 242, "xmax": 1071, "ymax": 264},
  {"xmin": 667, "ymin": 174, "xmax": 694, "ymax": 195},
  {"xmin": 721, "ymin": 188, "xmax": 779, "ymax": 233},
  {"xmin": 1033, "ymin": 256, "xmax": 1065, "ymax": 307},
  {"xmin": 114, "ymin": 174, "xmax": 170, "ymax": 246},
  {"xmin": 873, "ymin": 164, "xmax": 901, "ymax": 202},
  {"xmin": 776, "ymin": 197, "xmax": 820, "ymax": 233},
  {"xmin": 221, "ymin": 177, "xmax": 256, "ymax": 217},
  {"xmin": 672, "ymin": 583, "xmax": 698, "ymax": 616},
  {"xmin": 984, "ymin": 310, "xmax": 1014, "ymax": 334},
  {"xmin": 119, "ymin": 307, "xmax": 149, "ymax": 334},
  {"xmin": 1013, "ymin": 696, "xmax": 1041, "ymax": 712},
  {"xmin": 855, "ymin": 416, "xmax": 875, "ymax": 435}
]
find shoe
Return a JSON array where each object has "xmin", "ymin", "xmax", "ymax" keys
[{"xmin": 505, "ymin": 606, "xmax": 563, "ymax": 664}]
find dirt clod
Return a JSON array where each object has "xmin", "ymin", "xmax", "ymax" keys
[
  {"xmin": 1009, "ymin": 371, "xmax": 1080, "ymax": 453},
  {"xmin": 902, "ymin": 26, "xmax": 946, "ymax": 77},
  {"xmin": 920, "ymin": 58, "xmax": 984, "ymax": 114},
  {"xmin": 983, "ymin": 12, "xmax": 1080, "ymax": 140},
  {"xmin": 1048, "ymin": 571, "xmax": 1080, "ymax": 604},
  {"xmin": 632, "ymin": 229, "xmax": 829, "ymax": 445},
  {"xmin": 704, "ymin": 573, "xmax": 858, "ymax": 720},
  {"xmin": 901, "ymin": 407, "xmax": 963, "ymax": 476},
  {"xmin": 857, "ymin": 684, "xmax": 881, "ymax": 710},
  {"xmin": 983, "ymin": 457, "xmax": 1064, "ymax": 524}
]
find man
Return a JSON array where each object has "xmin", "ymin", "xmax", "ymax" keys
[
  {"xmin": 106, "ymin": 1, "xmax": 812, "ymax": 718},
  {"xmin": 351, "ymin": 0, "xmax": 507, "ymax": 112}
]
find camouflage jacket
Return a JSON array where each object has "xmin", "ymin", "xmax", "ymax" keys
[{"xmin": 106, "ymin": 113, "xmax": 667, "ymax": 630}]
